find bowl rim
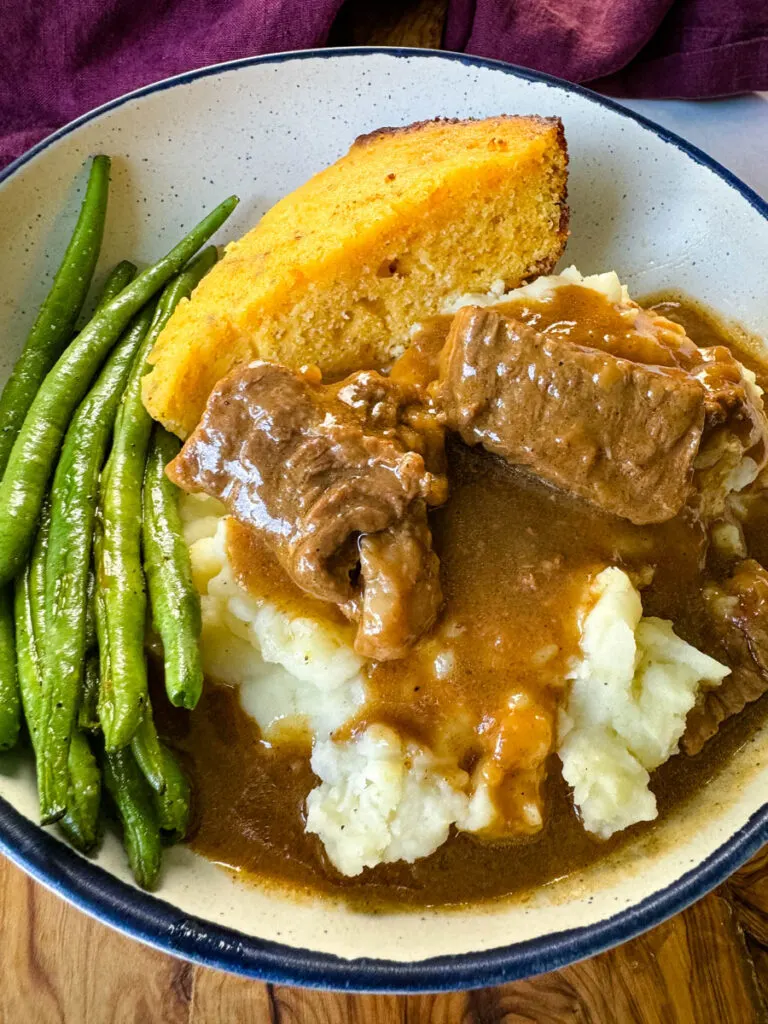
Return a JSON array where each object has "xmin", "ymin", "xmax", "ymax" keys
[{"xmin": 1, "ymin": 45, "xmax": 767, "ymax": 993}]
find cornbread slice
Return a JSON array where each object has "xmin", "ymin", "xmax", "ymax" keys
[{"xmin": 143, "ymin": 115, "xmax": 569, "ymax": 437}]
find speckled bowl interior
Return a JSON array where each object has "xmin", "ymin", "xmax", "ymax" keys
[{"xmin": 0, "ymin": 49, "xmax": 767, "ymax": 992}]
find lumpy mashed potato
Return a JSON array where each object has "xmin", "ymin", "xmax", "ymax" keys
[
  {"xmin": 441, "ymin": 264, "xmax": 631, "ymax": 315},
  {"xmin": 181, "ymin": 494, "xmax": 367, "ymax": 740},
  {"xmin": 558, "ymin": 568, "xmax": 729, "ymax": 839},
  {"xmin": 181, "ymin": 495, "xmax": 493, "ymax": 875},
  {"xmin": 305, "ymin": 725, "xmax": 488, "ymax": 877}
]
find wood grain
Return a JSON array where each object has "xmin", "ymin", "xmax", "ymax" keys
[
  {"xmin": 0, "ymin": 3, "xmax": 765, "ymax": 1022},
  {"xmin": 1, "ymin": 852, "xmax": 766, "ymax": 1023}
]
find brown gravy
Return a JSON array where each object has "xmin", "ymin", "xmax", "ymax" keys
[
  {"xmin": 155, "ymin": 673, "xmax": 767, "ymax": 907},
  {"xmin": 155, "ymin": 291, "xmax": 768, "ymax": 908}
]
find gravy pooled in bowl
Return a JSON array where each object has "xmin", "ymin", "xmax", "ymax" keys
[{"xmin": 158, "ymin": 270, "xmax": 768, "ymax": 904}]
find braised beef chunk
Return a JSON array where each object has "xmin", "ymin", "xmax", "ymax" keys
[
  {"xmin": 169, "ymin": 362, "xmax": 447, "ymax": 660},
  {"xmin": 683, "ymin": 559, "xmax": 768, "ymax": 754},
  {"xmin": 436, "ymin": 306, "xmax": 706, "ymax": 525},
  {"xmin": 354, "ymin": 504, "xmax": 442, "ymax": 661},
  {"xmin": 691, "ymin": 346, "xmax": 768, "ymax": 520}
]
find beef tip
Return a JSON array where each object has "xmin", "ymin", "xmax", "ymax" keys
[
  {"xmin": 691, "ymin": 346, "xmax": 768, "ymax": 520},
  {"xmin": 168, "ymin": 362, "xmax": 447, "ymax": 660},
  {"xmin": 436, "ymin": 306, "xmax": 706, "ymax": 525},
  {"xmin": 683, "ymin": 559, "xmax": 768, "ymax": 755},
  {"xmin": 352, "ymin": 505, "xmax": 442, "ymax": 661}
]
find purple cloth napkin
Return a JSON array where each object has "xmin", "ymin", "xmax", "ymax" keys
[
  {"xmin": 0, "ymin": 0, "xmax": 344, "ymax": 168},
  {"xmin": 1, "ymin": 0, "xmax": 766, "ymax": 168},
  {"xmin": 445, "ymin": 0, "xmax": 768, "ymax": 98}
]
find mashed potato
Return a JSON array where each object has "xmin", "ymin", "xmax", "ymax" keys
[
  {"xmin": 305, "ymin": 725, "xmax": 491, "ymax": 876},
  {"xmin": 182, "ymin": 495, "xmax": 367, "ymax": 740},
  {"xmin": 558, "ymin": 568, "xmax": 729, "ymax": 839},
  {"xmin": 182, "ymin": 495, "xmax": 493, "ymax": 874},
  {"xmin": 441, "ymin": 265, "xmax": 631, "ymax": 315}
]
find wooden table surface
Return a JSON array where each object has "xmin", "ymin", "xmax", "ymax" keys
[{"xmin": 4, "ymin": 3, "xmax": 768, "ymax": 1021}]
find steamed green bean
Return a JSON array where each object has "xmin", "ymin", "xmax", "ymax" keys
[
  {"xmin": 0, "ymin": 196, "xmax": 238, "ymax": 584},
  {"xmin": 0, "ymin": 589, "xmax": 19, "ymax": 751},
  {"xmin": 14, "ymin": 559, "xmax": 100, "ymax": 850},
  {"xmin": 131, "ymin": 698, "xmax": 190, "ymax": 840},
  {"xmin": 143, "ymin": 426, "xmax": 203, "ymax": 709},
  {"xmin": 40, "ymin": 305, "xmax": 154, "ymax": 820},
  {"xmin": 0, "ymin": 156, "xmax": 110, "ymax": 476},
  {"xmin": 98, "ymin": 247, "xmax": 218, "ymax": 751},
  {"xmin": 102, "ymin": 747, "xmax": 162, "ymax": 890},
  {"xmin": 78, "ymin": 653, "xmax": 101, "ymax": 734},
  {"xmin": 90, "ymin": 260, "xmax": 137, "ymax": 319}
]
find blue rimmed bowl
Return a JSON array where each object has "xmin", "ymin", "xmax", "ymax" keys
[{"xmin": 1, "ymin": 47, "xmax": 767, "ymax": 992}]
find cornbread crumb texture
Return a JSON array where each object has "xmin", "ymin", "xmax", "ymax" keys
[{"xmin": 143, "ymin": 115, "xmax": 569, "ymax": 437}]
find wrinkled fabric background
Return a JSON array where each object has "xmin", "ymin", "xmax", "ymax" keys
[
  {"xmin": 445, "ymin": 0, "xmax": 768, "ymax": 98},
  {"xmin": 1, "ymin": 0, "xmax": 766, "ymax": 168}
]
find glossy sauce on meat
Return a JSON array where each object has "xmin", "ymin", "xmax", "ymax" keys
[
  {"xmin": 156, "ymin": 290, "xmax": 768, "ymax": 908},
  {"xmin": 437, "ymin": 306, "xmax": 705, "ymax": 524},
  {"xmin": 168, "ymin": 364, "xmax": 447, "ymax": 660}
]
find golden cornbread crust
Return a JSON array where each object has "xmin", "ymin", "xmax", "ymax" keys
[
  {"xmin": 143, "ymin": 114, "xmax": 570, "ymax": 438},
  {"xmin": 353, "ymin": 113, "xmax": 562, "ymax": 147}
]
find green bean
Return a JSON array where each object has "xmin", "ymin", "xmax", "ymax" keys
[
  {"xmin": 0, "ymin": 257, "xmax": 134, "ymax": 737},
  {"xmin": 102, "ymin": 747, "xmax": 162, "ymax": 890},
  {"xmin": 60, "ymin": 732, "xmax": 101, "ymax": 852},
  {"xmin": 93, "ymin": 525, "xmax": 113, "ymax": 716},
  {"xmin": 29, "ymin": 501, "xmax": 51, "ymax": 650},
  {"xmin": 90, "ymin": 260, "xmax": 138, "ymax": 319},
  {"xmin": 0, "ymin": 195, "xmax": 238, "ymax": 584},
  {"xmin": 18, "ymin": 509, "xmax": 50, "ymax": 750},
  {"xmin": 27, "ymin": 502, "xmax": 54, "ymax": 819},
  {"xmin": 143, "ymin": 426, "xmax": 203, "ymax": 709},
  {"xmin": 30, "ymin": 501, "xmax": 102, "ymax": 837},
  {"xmin": 98, "ymin": 247, "xmax": 218, "ymax": 751},
  {"xmin": 0, "ymin": 156, "xmax": 110, "ymax": 478},
  {"xmin": 0, "ymin": 588, "xmax": 19, "ymax": 750},
  {"xmin": 39, "ymin": 305, "xmax": 155, "ymax": 820},
  {"xmin": 154, "ymin": 745, "xmax": 190, "ymax": 842},
  {"xmin": 0, "ymin": 260, "xmax": 137, "ymax": 761},
  {"xmin": 78, "ymin": 653, "xmax": 100, "ymax": 733},
  {"xmin": 84, "ymin": 569, "xmax": 97, "ymax": 655},
  {"xmin": 14, "ymin": 563, "xmax": 101, "ymax": 851},
  {"xmin": 15, "ymin": 567, "xmax": 44, "ymax": 789},
  {"xmin": 14, "ymin": 568, "xmax": 41, "ymax": 746},
  {"xmin": 130, "ymin": 698, "xmax": 190, "ymax": 840},
  {"xmin": 130, "ymin": 700, "xmax": 166, "ymax": 795}
]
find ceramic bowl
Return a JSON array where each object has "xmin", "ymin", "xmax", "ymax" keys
[{"xmin": 1, "ymin": 48, "xmax": 767, "ymax": 992}]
